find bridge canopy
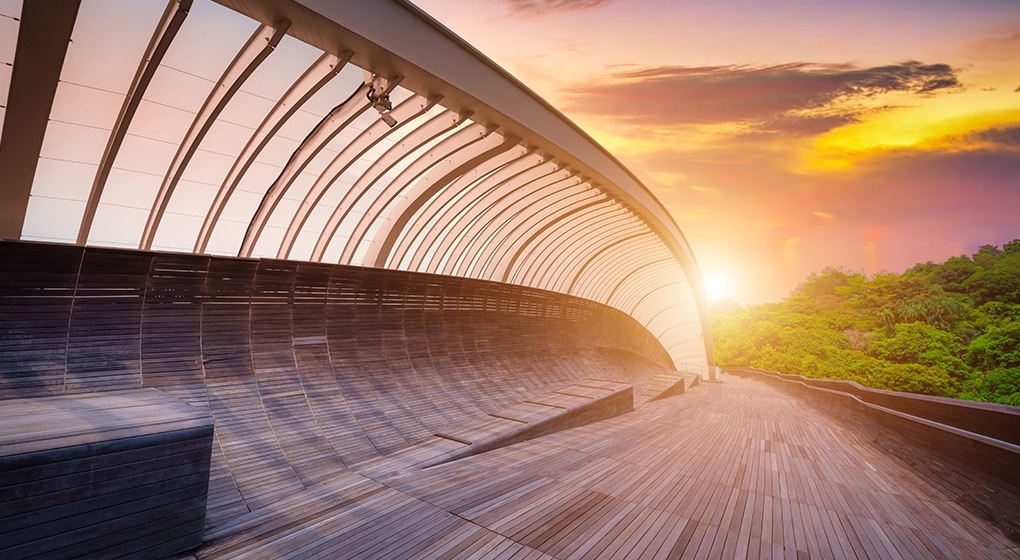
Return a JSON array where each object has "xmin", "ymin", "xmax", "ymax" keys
[{"xmin": 0, "ymin": 0, "xmax": 713, "ymax": 369}]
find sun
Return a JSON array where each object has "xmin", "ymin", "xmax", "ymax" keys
[{"xmin": 703, "ymin": 272, "xmax": 732, "ymax": 304}]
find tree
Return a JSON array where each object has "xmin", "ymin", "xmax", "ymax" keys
[
  {"xmin": 905, "ymin": 261, "xmax": 938, "ymax": 278},
  {"xmin": 964, "ymin": 269, "xmax": 1020, "ymax": 305},
  {"xmin": 794, "ymin": 267, "xmax": 858, "ymax": 300},
  {"xmin": 897, "ymin": 292, "xmax": 970, "ymax": 330},
  {"xmin": 710, "ymin": 298, "xmax": 744, "ymax": 316},
  {"xmin": 960, "ymin": 367, "xmax": 1020, "ymax": 406},
  {"xmin": 871, "ymin": 363, "xmax": 958, "ymax": 397},
  {"xmin": 838, "ymin": 272, "xmax": 933, "ymax": 325},
  {"xmin": 879, "ymin": 308, "xmax": 896, "ymax": 335},
  {"xmin": 967, "ymin": 322, "xmax": 1020, "ymax": 370},
  {"xmin": 709, "ymin": 244, "xmax": 1020, "ymax": 406},
  {"xmin": 975, "ymin": 301, "xmax": 1020, "ymax": 325},
  {"xmin": 869, "ymin": 322, "xmax": 959, "ymax": 362},
  {"xmin": 973, "ymin": 244, "xmax": 1004, "ymax": 269},
  {"xmin": 932, "ymin": 255, "xmax": 977, "ymax": 293}
]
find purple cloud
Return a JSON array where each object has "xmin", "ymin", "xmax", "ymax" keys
[
  {"xmin": 975, "ymin": 126, "xmax": 1020, "ymax": 147},
  {"xmin": 564, "ymin": 61, "xmax": 961, "ymax": 134}
]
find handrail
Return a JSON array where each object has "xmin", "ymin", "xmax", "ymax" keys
[{"xmin": 726, "ymin": 367, "xmax": 1020, "ymax": 446}]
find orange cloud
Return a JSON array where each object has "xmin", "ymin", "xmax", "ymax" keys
[
  {"xmin": 691, "ymin": 185, "xmax": 720, "ymax": 195},
  {"xmin": 500, "ymin": 0, "xmax": 614, "ymax": 15}
]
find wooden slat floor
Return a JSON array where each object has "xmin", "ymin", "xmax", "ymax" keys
[{"xmin": 182, "ymin": 373, "xmax": 1019, "ymax": 559}]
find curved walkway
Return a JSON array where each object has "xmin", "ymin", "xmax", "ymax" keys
[{"xmin": 190, "ymin": 373, "xmax": 1020, "ymax": 559}]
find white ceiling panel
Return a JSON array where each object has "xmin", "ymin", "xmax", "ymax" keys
[
  {"xmin": 60, "ymin": 0, "xmax": 165, "ymax": 91},
  {"xmin": 151, "ymin": 211, "xmax": 203, "ymax": 252},
  {"xmin": 159, "ymin": 0, "xmax": 258, "ymax": 81},
  {"xmin": 22, "ymin": 196, "xmax": 85, "ymax": 242},
  {"xmin": 0, "ymin": 0, "xmax": 711, "ymax": 370},
  {"xmin": 102, "ymin": 168, "xmax": 164, "ymax": 210},
  {"xmin": 37, "ymin": 120, "xmax": 108, "ymax": 167},
  {"xmin": 88, "ymin": 203, "xmax": 149, "ymax": 247},
  {"xmin": 48, "ymin": 81, "xmax": 122, "ymax": 130},
  {"xmin": 28, "ymin": 158, "xmax": 96, "ymax": 201}
]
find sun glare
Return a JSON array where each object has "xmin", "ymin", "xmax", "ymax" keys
[{"xmin": 703, "ymin": 272, "xmax": 732, "ymax": 304}]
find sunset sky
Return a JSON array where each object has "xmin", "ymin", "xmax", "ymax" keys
[{"xmin": 410, "ymin": 0, "xmax": 1020, "ymax": 304}]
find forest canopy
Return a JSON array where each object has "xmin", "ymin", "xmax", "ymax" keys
[{"xmin": 711, "ymin": 239, "xmax": 1020, "ymax": 406}]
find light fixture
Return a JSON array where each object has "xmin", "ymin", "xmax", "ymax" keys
[{"xmin": 366, "ymin": 73, "xmax": 397, "ymax": 128}]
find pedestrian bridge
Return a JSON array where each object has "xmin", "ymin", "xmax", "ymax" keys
[{"xmin": 1, "ymin": 0, "xmax": 1018, "ymax": 558}]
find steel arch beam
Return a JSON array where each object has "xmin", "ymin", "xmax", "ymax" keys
[
  {"xmin": 641, "ymin": 301, "xmax": 697, "ymax": 334},
  {"xmin": 645, "ymin": 300, "xmax": 697, "ymax": 336},
  {"xmin": 0, "ymin": 0, "xmax": 81, "ymax": 241},
  {"xmin": 628, "ymin": 274, "xmax": 690, "ymax": 323},
  {"xmin": 438, "ymin": 163, "xmax": 569, "ymax": 276},
  {"xmin": 277, "ymin": 93, "xmax": 438, "ymax": 260},
  {"xmin": 590, "ymin": 245, "xmax": 675, "ymax": 308},
  {"xmin": 469, "ymin": 184, "xmax": 600, "ymax": 281},
  {"xmin": 141, "ymin": 21, "xmax": 289, "ymax": 250},
  {"xmin": 515, "ymin": 202, "xmax": 629, "ymax": 289},
  {"xmin": 443, "ymin": 169, "xmax": 577, "ymax": 276},
  {"xmin": 612, "ymin": 263, "xmax": 679, "ymax": 312},
  {"xmin": 460, "ymin": 178, "xmax": 592, "ymax": 279},
  {"xmin": 389, "ymin": 147, "xmax": 535, "ymax": 271},
  {"xmin": 79, "ymin": 0, "xmax": 192, "ymax": 245},
  {"xmin": 313, "ymin": 112, "xmax": 475, "ymax": 262},
  {"xmin": 336, "ymin": 116, "xmax": 490, "ymax": 263},
  {"xmin": 604, "ymin": 257, "xmax": 675, "ymax": 305},
  {"xmin": 1, "ymin": 0, "xmax": 715, "ymax": 369},
  {"xmin": 554, "ymin": 224, "xmax": 644, "ymax": 294},
  {"xmin": 197, "ymin": 51, "xmax": 350, "ymax": 254},
  {"xmin": 544, "ymin": 217, "xmax": 647, "ymax": 294},
  {"xmin": 574, "ymin": 237, "xmax": 660, "ymax": 303},
  {"xmin": 605, "ymin": 260, "xmax": 677, "ymax": 313},
  {"xmin": 496, "ymin": 196, "xmax": 608, "ymax": 284},
  {"xmin": 367, "ymin": 135, "xmax": 522, "ymax": 268},
  {"xmin": 239, "ymin": 81, "xmax": 377, "ymax": 257},
  {"xmin": 575, "ymin": 236, "xmax": 663, "ymax": 302},
  {"xmin": 565, "ymin": 231, "xmax": 651, "ymax": 295},
  {"xmin": 287, "ymin": 2, "xmax": 713, "ymax": 359},
  {"xmin": 624, "ymin": 279, "xmax": 686, "ymax": 318}
]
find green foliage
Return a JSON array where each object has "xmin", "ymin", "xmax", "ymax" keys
[
  {"xmin": 897, "ymin": 293, "xmax": 970, "ymax": 330},
  {"xmin": 795, "ymin": 267, "xmax": 857, "ymax": 300},
  {"xmin": 966, "ymin": 323, "xmax": 1020, "ymax": 370},
  {"xmin": 976, "ymin": 301, "xmax": 1020, "ymax": 324},
  {"xmin": 870, "ymin": 363, "xmax": 958, "ymax": 398},
  {"xmin": 711, "ymin": 239, "xmax": 1020, "ymax": 405},
  {"xmin": 965, "ymin": 269, "xmax": 1020, "ymax": 305},
  {"xmin": 869, "ymin": 322, "xmax": 954, "ymax": 362},
  {"xmin": 960, "ymin": 368, "xmax": 1020, "ymax": 406},
  {"xmin": 932, "ymin": 255, "xmax": 977, "ymax": 293}
]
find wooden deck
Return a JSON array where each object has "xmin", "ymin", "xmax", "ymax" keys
[{"xmin": 184, "ymin": 373, "xmax": 1020, "ymax": 559}]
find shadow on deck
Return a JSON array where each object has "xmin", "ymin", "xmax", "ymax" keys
[
  {"xmin": 190, "ymin": 373, "xmax": 1019, "ymax": 559},
  {"xmin": 2, "ymin": 242, "xmax": 1018, "ymax": 559}
]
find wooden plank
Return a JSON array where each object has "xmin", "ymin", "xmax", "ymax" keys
[{"xmin": 3, "ymin": 242, "xmax": 1019, "ymax": 559}]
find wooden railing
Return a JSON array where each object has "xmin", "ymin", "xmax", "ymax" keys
[
  {"xmin": 0, "ymin": 240, "xmax": 672, "ymax": 531},
  {"xmin": 727, "ymin": 367, "xmax": 1020, "ymax": 542}
]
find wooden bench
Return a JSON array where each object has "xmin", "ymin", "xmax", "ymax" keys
[
  {"xmin": 355, "ymin": 380, "xmax": 635, "ymax": 475},
  {"xmin": 0, "ymin": 389, "xmax": 214, "ymax": 559}
]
